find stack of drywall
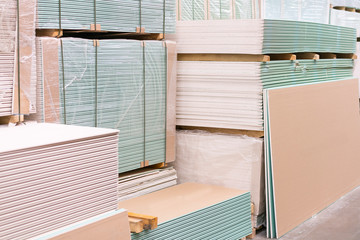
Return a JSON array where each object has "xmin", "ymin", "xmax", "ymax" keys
[
  {"xmin": 0, "ymin": 0, "xmax": 37, "ymax": 117},
  {"xmin": 330, "ymin": 9, "xmax": 360, "ymax": 37},
  {"xmin": 118, "ymin": 167, "xmax": 177, "ymax": 201},
  {"xmin": 0, "ymin": 123, "xmax": 119, "ymax": 240},
  {"xmin": 171, "ymin": 19, "xmax": 356, "ymax": 54},
  {"xmin": 119, "ymin": 183, "xmax": 253, "ymax": 239},
  {"xmin": 177, "ymin": 59, "xmax": 354, "ymax": 130},
  {"xmin": 177, "ymin": 0, "xmax": 254, "ymax": 20},
  {"xmin": 263, "ymin": 78, "xmax": 360, "ymax": 238},
  {"xmin": 176, "ymin": 130, "xmax": 264, "ymax": 227},
  {"xmin": 32, "ymin": 210, "xmax": 131, "ymax": 240},
  {"xmin": 37, "ymin": 0, "xmax": 176, "ymax": 33},
  {"xmin": 35, "ymin": 38, "xmax": 176, "ymax": 173},
  {"xmin": 262, "ymin": 0, "xmax": 329, "ymax": 23},
  {"xmin": 177, "ymin": 0, "xmax": 329, "ymax": 23}
]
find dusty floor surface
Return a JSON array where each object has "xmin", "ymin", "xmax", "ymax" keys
[{"xmin": 255, "ymin": 186, "xmax": 360, "ymax": 240}]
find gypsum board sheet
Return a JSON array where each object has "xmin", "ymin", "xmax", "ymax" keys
[
  {"xmin": 37, "ymin": 0, "xmax": 176, "ymax": 33},
  {"xmin": 118, "ymin": 167, "xmax": 177, "ymax": 191},
  {"xmin": 31, "ymin": 209, "xmax": 131, "ymax": 240},
  {"xmin": 119, "ymin": 183, "xmax": 252, "ymax": 240},
  {"xmin": 37, "ymin": 0, "xmax": 93, "ymax": 30},
  {"xmin": 118, "ymin": 167, "xmax": 177, "ymax": 201},
  {"xmin": 170, "ymin": 19, "xmax": 356, "ymax": 54},
  {"xmin": 178, "ymin": 0, "xmax": 253, "ymax": 21},
  {"xmin": 263, "ymin": 78, "xmax": 360, "ymax": 238},
  {"xmin": 0, "ymin": 123, "xmax": 118, "ymax": 154},
  {"xmin": 263, "ymin": 0, "xmax": 329, "ymax": 24},
  {"xmin": 0, "ymin": 123, "xmax": 119, "ymax": 240},
  {"xmin": 176, "ymin": 59, "xmax": 353, "ymax": 131}
]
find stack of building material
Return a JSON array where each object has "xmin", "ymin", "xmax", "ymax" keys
[
  {"xmin": 35, "ymin": 38, "xmax": 177, "ymax": 173},
  {"xmin": 171, "ymin": 19, "xmax": 356, "ymax": 54},
  {"xmin": 0, "ymin": 123, "xmax": 119, "ymax": 240},
  {"xmin": 119, "ymin": 183, "xmax": 253, "ymax": 239},
  {"xmin": 330, "ymin": 6, "xmax": 360, "ymax": 37},
  {"xmin": 177, "ymin": 59, "xmax": 354, "ymax": 130},
  {"xmin": 0, "ymin": 0, "xmax": 37, "ymax": 118},
  {"xmin": 31, "ymin": 210, "xmax": 131, "ymax": 240},
  {"xmin": 177, "ymin": 0, "xmax": 329, "ymax": 23},
  {"xmin": 37, "ymin": 0, "xmax": 176, "ymax": 33},
  {"xmin": 262, "ymin": 0, "xmax": 329, "ymax": 23},
  {"xmin": 176, "ymin": 130, "xmax": 264, "ymax": 227},
  {"xmin": 118, "ymin": 167, "xmax": 177, "ymax": 202},
  {"xmin": 263, "ymin": 78, "xmax": 360, "ymax": 238},
  {"xmin": 177, "ymin": 0, "xmax": 255, "ymax": 20}
]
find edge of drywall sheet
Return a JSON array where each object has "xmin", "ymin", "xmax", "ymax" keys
[
  {"xmin": 30, "ymin": 209, "xmax": 131, "ymax": 240},
  {"xmin": 265, "ymin": 78, "xmax": 360, "ymax": 238},
  {"xmin": 166, "ymin": 40, "xmax": 177, "ymax": 163},
  {"xmin": 263, "ymin": 89, "xmax": 278, "ymax": 238}
]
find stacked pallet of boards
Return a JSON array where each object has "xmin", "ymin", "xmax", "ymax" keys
[
  {"xmin": 0, "ymin": 0, "xmax": 37, "ymax": 121},
  {"xmin": 177, "ymin": 0, "xmax": 330, "ymax": 23},
  {"xmin": 0, "ymin": 123, "xmax": 122, "ymax": 239},
  {"xmin": 171, "ymin": 17, "xmax": 358, "ymax": 238},
  {"xmin": 37, "ymin": 0, "xmax": 176, "ymax": 34},
  {"xmin": 35, "ymin": 38, "xmax": 177, "ymax": 174},
  {"xmin": 119, "ymin": 183, "xmax": 253, "ymax": 239}
]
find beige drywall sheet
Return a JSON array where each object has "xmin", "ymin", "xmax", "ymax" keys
[
  {"xmin": 267, "ymin": 78, "xmax": 360, "ymax": 237},
  {"xmin": 118, "ymin": 182, "xmax": 247, "ymax": 224}
]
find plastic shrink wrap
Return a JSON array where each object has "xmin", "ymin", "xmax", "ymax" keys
[
  {"xmin": 0, "ymin": 0, "xmax": 37, "ymax": 117},
  {"xmin": 37, "ymin": 0, "xmax": 176, "ymax": 33},
  {"xmin": 35, "ymin": 38, "xmax": 176, "ymax": 173},
  {"xmin": 177, "ymin": 0, "xmax": 329, "ymax": 23},
  {"xmin": 175, "ymin": 130, "xmax": 265, "ymax": 227}
]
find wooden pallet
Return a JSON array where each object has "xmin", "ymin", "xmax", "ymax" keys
[
  {"xmin": 36, "ymin": 28, "xmax": 164, "ymax": 40},
  {"xmin": 177, "ymin": 126, "xmax": 264, "ymax": 138},
  {"xmin": 178, "ymin": 53, "xmax": 357, "ymax": 62},
  {"xmin": 128, "ymin": 212, "xmax": 158, "ymax": 234},
  {"xmin": 0, "ymin": 115, "xmax": 24, "ymax": 125},
  {"xmin": 331, "ymin": 4, "xmax": 360, "ymax": 13},
  {"xmin": 139, "ymin": 161, "xmax": 168, "ymax": 169}
]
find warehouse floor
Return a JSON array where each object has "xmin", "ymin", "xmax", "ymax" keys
[{"xmin": 255, "ymin": 186, "xmax": 360, "ymax": 240}]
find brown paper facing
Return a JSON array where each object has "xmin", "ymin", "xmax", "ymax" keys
[{"xmin": 266, "ymin": 78, "xmax": 360, "ymax": 237}]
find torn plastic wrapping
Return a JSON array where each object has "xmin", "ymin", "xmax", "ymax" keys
[
  {"xmin": 36, "ymin": 0, "xmax": 176, "ymax": 33},
  {"xmin": 0, "ymin": 0, "xmax": 37, "ymax": 117},
  {"xmin": 330, "ymin": 0, "xmax": 360, "ymax": 8},
  {"xmin": 177, "ymin": 0, "xmax": 254, "ymax": 20},
  {"xmin": 36, "ymin": 38, "xmax": 176, "ymax": 173},
  {"xmin": 263, "ymin": 0, "xmax": 330, "ymax": 24},
  {"xmin": 354, "ymin": 42, "xmax": 360, "ymax": 97},
  {"xmin": 175, "ymin": 130, "xmax": 265, "ymax": 220},
  {"xmin": 330, "ymin": 9, "xmax": 360, "ymax": 37}
]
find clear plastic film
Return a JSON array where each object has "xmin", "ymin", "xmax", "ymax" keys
[
  {"xmin": 175, "ymin": 130, "xmax": 265, "ymax": 218},
  {"xmin": 178, "ymin": 0, "xmax": 254, "ymax": 20},
  {"xmin": 0, "ymin": 0, "xmax": 37, "ymax": 117},
  {"xmin": 330, "ymin": 0, "xmax": 360, "ymax": 9},
  {"xmin": 37, "ymin": 0, "xmax": 176, "ymax": 33},
  {"xmin": 263, "ymin": 0, "xmax": 329, "ymax": 24},
  {"xmin": 330, "ymin": 9, "xmax": 360, "ymax": 37},
  {"xmin": 36, "ymin": 38, "xmax": 176, "ymax": 173}
]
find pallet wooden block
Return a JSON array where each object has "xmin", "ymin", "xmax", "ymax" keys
[{"xmin": 128, "ymin": 212, "xmax": 158, "ymax": 233}]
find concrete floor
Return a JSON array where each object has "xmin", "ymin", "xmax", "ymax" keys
[{"xmin": 254, "ymin": 186, "xmax": 360, "ymax": 240}]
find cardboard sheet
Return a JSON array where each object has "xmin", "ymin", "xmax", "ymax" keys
[{"xmin": 265, "ymin": 78, "xmax": 360, "ymax": 238}]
